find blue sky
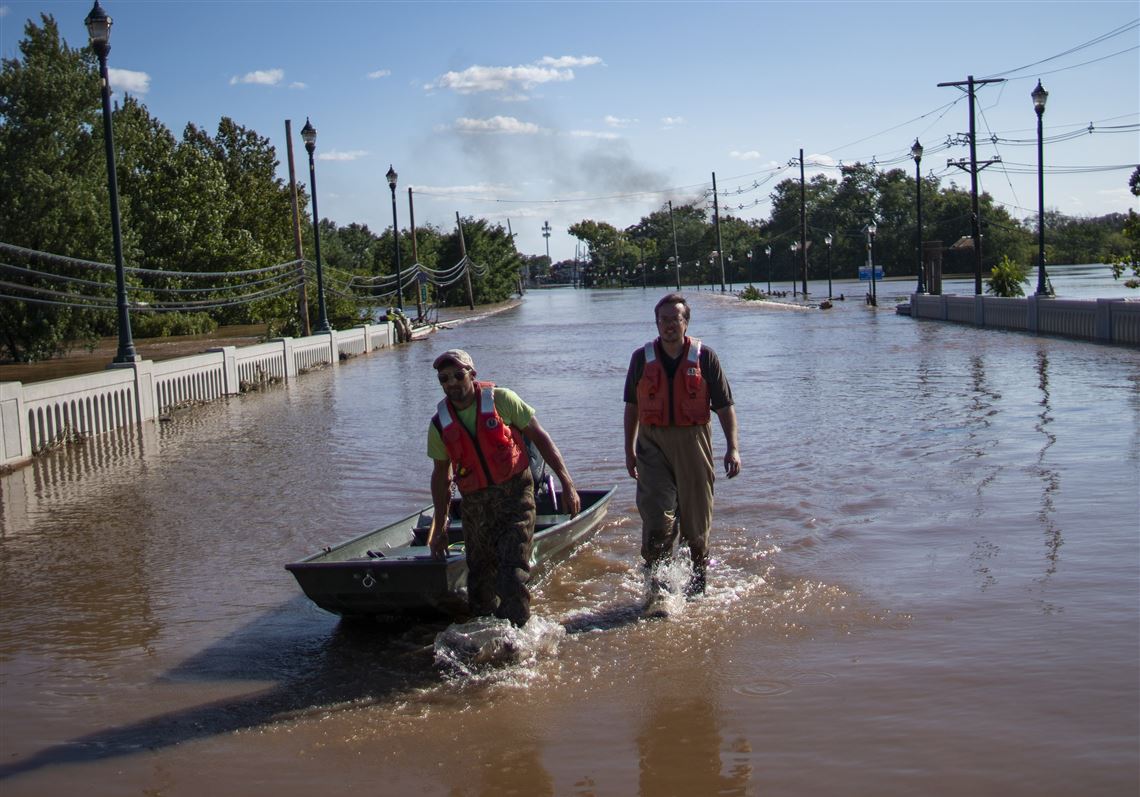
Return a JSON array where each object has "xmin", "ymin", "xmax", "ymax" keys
[{"xmin": 2, "ymin": 1, "xmax": 1137, "ymax": 262}]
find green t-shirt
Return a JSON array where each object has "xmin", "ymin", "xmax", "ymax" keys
[{"xmin": 427, "ymin": 386, "xmax": 535, "ymax": 461}]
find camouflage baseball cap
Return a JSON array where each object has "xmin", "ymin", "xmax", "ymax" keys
[{"xmin": 432, "ymin": 349, "xmax": 475, "ymax": 371}]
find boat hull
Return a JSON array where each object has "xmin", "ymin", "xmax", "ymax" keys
[{"xmin": 285, "ymin": 487, "xmax": 615, "ymax": 619}]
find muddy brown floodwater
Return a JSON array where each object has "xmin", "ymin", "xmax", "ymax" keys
[{"xmin": 1, "ymin": 279, "xmax": 1137, "ymax": 796}]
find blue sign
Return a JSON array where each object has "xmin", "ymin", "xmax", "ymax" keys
[{"xmin": 858, "ymin": 265, "xmax": 884, "ymax": 281}]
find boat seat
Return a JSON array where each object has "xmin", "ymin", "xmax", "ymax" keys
[{"xmin": 412, "ymin": 524, "xmax": 465, "ymax": 546}]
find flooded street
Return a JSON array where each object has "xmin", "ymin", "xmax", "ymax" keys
[{"xmin": 2, "ymin": 277, "xmax": 1138, "ymax": 795}]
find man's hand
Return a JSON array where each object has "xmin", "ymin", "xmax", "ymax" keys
[
  {"xmin": 562, "ymin": 483, "xmax": 581, "ymax": 516},
  {"xmin": 428, "ymin": 526, "xmax": 449, "ymax": 560},
  {"xmin": 724, "ymin": 448, "xmax": 741, "ymax": 479},
  {"xmin": 625, "ymin": 450, "xmax": 638, "ymax": 480}
]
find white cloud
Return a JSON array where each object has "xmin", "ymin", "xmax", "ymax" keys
[
  {"xmin": 730, "ymin": 150, "xmax": 763, "ymax": 161},
  {"xmin": 367, "ymin": 69, "xmax": 392, "ymax": 79},
  {"xmin": 229, "ymin": 68, "xmax": 284, "ymax": 86},
  {"xmin": 0, "ymin": 6, "xmax": 10, "ymax": 18},
  {"xmin": 538, "ymin": 55, "xmax": 603, "ymax": 68},
  {"xmin": 426, "ymin": 55, "xmax": 601, "ymax": 95},
  {"xmin": 318, "ymin": 150, "xmax": 369, "ymax": 162},
  {"xmin": 568, "ymin": 130, "xmax": 620, "ymax": 140},
  {"xmin": 108, "ymin": 68, "xmax": 149, "ymax": 95},
  {"xmin": 289, "ymin": 82, "xmax": 307, "ymax": 90},
  {"xmin": 806, "ymin": 153, "xmax": 836, "ymax": 168},
  {"xmin": 605, "ymin": 115, "xmax": 637, "ymax": 128},
  {"xmin": 661, "ymin": 116, "xmax": 686, "ymax": 128},
  {"xmin": 455, "ymin": 116, "xmax": 542, "ymax": 135}
]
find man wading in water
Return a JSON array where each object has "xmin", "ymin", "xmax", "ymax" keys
[
  {"xmin": 623, "ymin": 294, "xmax": 741, "ymax": 615},
  {"xmin": 426, "ymin": 349, "xmax": 580, "ymax": 627}
]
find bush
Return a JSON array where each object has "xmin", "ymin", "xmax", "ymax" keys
[
  {"xmin": 739, "ymin": 285, "xmax": 766, "ymax": 301},
  {"xmin": 132, "ymin": 312, "xmax": 218, "ymax": 339},
  {"xmin": 986, "ymin": 255, "xmax": 1031, "ymax": 298}
]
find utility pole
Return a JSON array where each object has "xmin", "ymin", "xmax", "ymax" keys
[
  {"xmin": 408, "ymin": 187, "xmax": 424, "ymax": 319},
  {"xmin": 507, "ymin": 218, "xmax": 524, "ymax": 295},
  {"xmin": 669, "ymin": 200, "xmax": 681, "ymax": 290},
  {"xmin": 938, "ymin": 74, "xmax": 1004, "ymax": 295},
  {"xmin": 712, "ymin": 172, "xmax": 725, "ymax": 291},
  {"xmin": 799, "ymin": 147, "xmax": 808, "ymax": 297},
  {"xmin": 455, "ymin": 212, "xmax": 475, "ymax": 310}
]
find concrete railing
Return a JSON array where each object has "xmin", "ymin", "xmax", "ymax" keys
[
  {"xmin": 907, "ymin": 294, "xmax": 1140, "ymax": 346},
  {"xmin": 1, "ymin": 322, "xmax": 393, "ymax": 469}
]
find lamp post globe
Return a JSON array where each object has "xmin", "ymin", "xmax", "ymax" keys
[
  {"xmin": 386, "ymin": 165, "xmax": 404, "ymax": 311},
  {"xmin": 1032, "ymin": 80, "xmax": 1050, "ymax": 296},
  {"xmin": 86, "ymin": 1, "xmax": 138, "ymax": 363},
  {"xmin": 300, "ymin": 118, "xmax": 331, "ymax": 333}
]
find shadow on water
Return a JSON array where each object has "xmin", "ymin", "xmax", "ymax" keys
[
  {"xmin": 0, "ymin": 598, "xmax": 450, "ymax": 780},
  {"xmin": 0, "ymin": 588, "xmax": 659, "ymax": 780}
]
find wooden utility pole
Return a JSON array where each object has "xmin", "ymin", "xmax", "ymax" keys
[
  {"xmin": 800, "ymin": 147, "xmax": 808, "ymax": 297},
  {"xmin": 508, "ymin": 218, "xmax": 523, "ymax": 295},
  {"xmin": 408, "ymin": 187, "xmax": 424, "ymax": 320},
  {"xmin": 669, "ymin": 200, "xmax": 681, "ymax": 290},
  {"xmin": 938, "ymin": 74, "xmax": 1005, "ymax": 295},
  {"xmin": 712, "ymin": 172, "xmax": 725, "ymax": 291},
  {"xmin": 455, "ymin": 212, "xmax": 475, "ymax": 310},
  {"xmin": 284, "ymin": 120, "xmax": 310, "ymax": 336}
]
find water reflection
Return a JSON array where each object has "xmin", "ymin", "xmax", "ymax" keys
[
  {"xmin": 1034, "ymin": 349, "xmax": 1063, "ymax": 605},
  {"xmin": 637, "ymin": 692, "xmax": 751, "ymax": 796}
]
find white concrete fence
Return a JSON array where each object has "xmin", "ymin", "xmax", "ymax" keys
[
  {"xmin": 1, "ymin": 322, "xmax": 393, "ymax": 470},
  {"xmin": 907, "ymin": 294, "xmax": 1140, "ymax": 346}
]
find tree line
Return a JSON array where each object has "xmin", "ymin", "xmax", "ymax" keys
[
  {"xmin": 555, "ymin": 165, "xmax": 1133, "ymax": 292},
  {"xmin": 0, "ymin": 15, "xmax": 523, "ymax": 361}
]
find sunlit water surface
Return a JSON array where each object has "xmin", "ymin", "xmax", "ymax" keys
[{"xmin": 1, "ymin": 274, "xmax": 1138, "ymax": 796}]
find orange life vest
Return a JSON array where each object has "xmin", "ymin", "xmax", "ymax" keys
[
  {"xmin": 435, "ymin": 381, "xmax": 530, "ymax": 494},
  {"xmin": 636, "ymin": 337, "xmax": 711, "ymax": 427}
]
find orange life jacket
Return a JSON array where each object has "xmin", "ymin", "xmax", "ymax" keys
[
  {"xmin": 636, "ymin": 337, "xmax": 711, "ymax": 427},
  {"xmin": 435, "ymin": 381, "xmax": 530, "ymax": 494}
]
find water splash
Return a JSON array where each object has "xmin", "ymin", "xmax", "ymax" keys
[{"xmin": 432, "ymin": 615, "xmax": 566, "ymax": 678}]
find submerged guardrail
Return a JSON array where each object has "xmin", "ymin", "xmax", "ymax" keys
[
  {"xmin": 904, "ymin": 294, "xmax": 1140, "ymax": 346},
  {"xmin": 0, "ymin": 323, "xmax": 393, "ymax": 470}
]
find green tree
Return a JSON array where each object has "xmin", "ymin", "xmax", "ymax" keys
[
  {"xmin": 0, "ymin": 15, "xmax": 114, "ymax": 360},
  {"xmin": 986, "ymin": 255, "xmax": 1031, "ymax": 297},
  {"xmin": 1106, "ymin": 167, "xmax": 1140, "ymax": 288},
  {"xmin": 433, "ymin": 218, "xmax": 520, "ymax": 306}
]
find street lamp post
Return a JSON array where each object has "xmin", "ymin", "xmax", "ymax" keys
[
  {"xmin": 85, "ymin": 1, "xmax": 138, "ymax": 364},
  {"xmin": 747, "ymin": 249, "xmax": 753, "ymax": 288},
  {"xmin": 386, "ymin": 165, "xmax": 404, "ymax": 311},
  {"xmin": 300, "ymin": 119, "xmax": 332, "ymax": 333},
  {"xmin": 911, "ymin": 138, "xmax": 926, "ymax": 293},
  {"xmin": 726, "ymin": 254, "xmax": 733, "ymax": 290},
  {"xmin": 765, "ymin": 246, "xmax": 772, "ymax": 294},
  {"xmin": 866, "ymin": 222, "xmax": 878, "ymax": 307},
  {"xmin": 825, "ymin": 233, "xmax": 833, "ymax": 298},
  {"xmin": 790, "ymin": 242, "xmax": 799, "ymax": 298},
  {"xmin": 1032, "ymin": 80, "xmax": 1050, "ymax": 296}
]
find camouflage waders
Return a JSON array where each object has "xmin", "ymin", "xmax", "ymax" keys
[{"xmin": 460, "ymin": 469, "xmax": 537, "ymax": 626}]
